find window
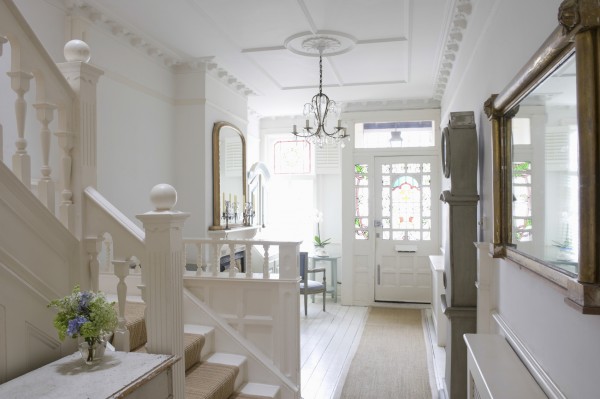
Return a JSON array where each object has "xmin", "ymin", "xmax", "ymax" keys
[
  {"xmin": 354, "ymin": 121, "xmax": 435, "ymax": 149},
  {"xmin": 354, "ymin": 164, "xmax": 369, "ymax": 240},
  {"xmin": 380, "ymin": 161, "xmax": 432, "ymax": 241}
]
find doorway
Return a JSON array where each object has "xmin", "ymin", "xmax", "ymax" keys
[{"xmin": 373, "ymin": 155, "xmax": 439, "ymax": 302}]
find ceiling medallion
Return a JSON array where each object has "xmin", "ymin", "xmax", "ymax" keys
[{"xmin": 284, "ymin": 31, "xmax": 356, "ymax": 57}]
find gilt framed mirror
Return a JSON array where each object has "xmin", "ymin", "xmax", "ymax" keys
[
  {"xmin": 211, "ymin": 121, "xmax": 247, "ymax": 230},
  {"xmin": 485, "ymin": 0, "xmax": 600, "ymax": 313}
]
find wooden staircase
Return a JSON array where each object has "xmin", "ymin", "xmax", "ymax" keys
[{"xmin": 119, "ymin": 301, "xmax": 280, "ymax": 399}]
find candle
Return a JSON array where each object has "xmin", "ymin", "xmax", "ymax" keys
[
  {"xmin": 229, "ymin": 193, "xmax": 231, "ymax": 202},
  {"xmin": 252, "ymin": 194, "xmax": 256, "ymax": 208},
  {"xmin": 222, "ymin": 192, "xmax": 225, "ymax": 210},
  {"xmin": 305, "ymin": 119, "xmax": 309, "ymax": 128},
  {"xmin": 243, "ymin": 195, "xmax": 245, "ymax": 204},
  {"xmin": 293, "ymin": 124, "xmax": 297, "ymax": 133},
  {"xmin": 338, "ymin": 119, "xmax": 342, "ymax": 128},
  {"xmin": 234, "ymin": 195, "xmax": 237, "ymax": 204}
]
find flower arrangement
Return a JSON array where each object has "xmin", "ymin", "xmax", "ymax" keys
[
  {"xmin": 48, "ymin": 285, "xmax": 118, "ymax": 361},
  {"xmin": 313, "ymin": 209, "xmax": 331, "ymax": 248}
]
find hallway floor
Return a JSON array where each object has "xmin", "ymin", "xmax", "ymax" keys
[{"xmin": 300, "ymin": 298, "xmax": 447, "ymax": 399}]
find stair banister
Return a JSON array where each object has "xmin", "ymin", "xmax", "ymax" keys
[
  {"xmin": 7, "ymin": 70, "xmax": 33, "ymax": 188},
  {"xmin": 137, "ymin": 183, "xmax": 189, "ymax": 399}
]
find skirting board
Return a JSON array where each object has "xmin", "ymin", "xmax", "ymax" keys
[{"xmin": 492, "ymin": 312, "xmax": 565, "ymax": 399}]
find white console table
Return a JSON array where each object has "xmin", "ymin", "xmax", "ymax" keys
[
  {"xmin": 0, "ymin": 351, "xmax": 178, "ymax": 398},
  {"xmin": 429, "ymin": 255, "xmax": 446, "ymax": 346}
]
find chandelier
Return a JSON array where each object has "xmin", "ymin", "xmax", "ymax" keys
[{"xmin": 291, "ymin": 36, "xmax": 349, "ymax": 147}]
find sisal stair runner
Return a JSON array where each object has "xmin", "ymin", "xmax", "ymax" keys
[{"xmin": 117, "ymin": 301, "xmax": 273, "ymax": 399}]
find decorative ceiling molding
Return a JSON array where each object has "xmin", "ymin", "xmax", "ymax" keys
[
  {"xmin": 63, "ymin": 0, "xmax": 256, "ymax": 98},
  {"xmin": 433, "ymin": 0, "xmax": 473, "ymax": 101}
]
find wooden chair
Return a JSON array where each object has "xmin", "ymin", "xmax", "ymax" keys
[{"xmin": 299, "ymin": 251, "xmax": 327, "ymax": 316}]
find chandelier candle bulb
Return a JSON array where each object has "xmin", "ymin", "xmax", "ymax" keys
[
  {"xmin": 305, "ymin": 119, "xmax": 309, "ymax": 128},
  {"xmin": 293, "ymin": 124, "xmax": 297, "ymax": 133}
]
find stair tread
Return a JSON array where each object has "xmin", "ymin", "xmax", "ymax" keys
[
  {"xmin": 205, "ymin": 353, "xmax": 247, "ymax": 368},
  {"xmin": 134, "ymin": 333, "xmax": 204, "ymax": 371},
  {"xmin": 236, "ymin": 382, "xmax": 280, "ymax": 398},
  {"xmin": 185, "ymin": 323, "xmax": 215, "ymax": 336},
  {"xmin": 186, "ymin": 361, "xmax": 239, "ymax": 399}
]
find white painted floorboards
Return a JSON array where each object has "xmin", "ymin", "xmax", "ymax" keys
[{"xmin": 300, "ymin": 299, "xmax": 447, "ymax": 399}]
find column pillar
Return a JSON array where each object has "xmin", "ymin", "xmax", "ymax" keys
[{"xmin": 137, "ymin": 184, "xmax": 189, "ymax": 399}]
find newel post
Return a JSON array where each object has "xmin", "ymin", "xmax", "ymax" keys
[
  {"xmin": 136, "ymin": 184, "xmax": 189, "ymax": 399},
  {"xmin": 57, "ymin": 40, "xmax": 103, "ymax": 234}
]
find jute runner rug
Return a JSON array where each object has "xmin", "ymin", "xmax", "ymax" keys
[{"xmin": 340, "ymin": 307, "xmax": 431, "ymax": 399}]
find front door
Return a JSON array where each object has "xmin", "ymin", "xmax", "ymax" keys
[{"xmin": 374, "ymin": 156, "xmax": 439, "ymax": 302}]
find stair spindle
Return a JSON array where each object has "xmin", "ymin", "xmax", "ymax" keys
[
  {"xmin": 8, "ymin": 70, "xmax": 33, "ymax": 188},
  {"xmin": 228, "ymin": 243, "xmax": 238, "ymax": 277},
  {"xmin": 33, "ymin": 102, "xmax": 57, "ymax": 213},
  {"xmin": 245, "ymin": 244, "xmax": 252, "ymax": 278},
  {"xmin": 195, "ymin": 242, "xmax": 203, "ymax": 275},
  {"xmin": 112, "ymin": 260, "xmax": 131, "ymax": 352},
  {"xmin": 212, "ymin": 243, "xmax": 221, "ymax": 276},
  {"xmin": 263, "ymin": 244, "xmax": 270, "ymax": 278}
]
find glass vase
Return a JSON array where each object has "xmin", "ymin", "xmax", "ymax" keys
[{"xmin": 78, "ymin": 337, "xmax": 106, "ymax": 365}]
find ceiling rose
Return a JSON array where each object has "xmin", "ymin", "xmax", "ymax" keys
[{"xmin": 284, "ymin": 31, "xmax": 356, "ymax": 57}]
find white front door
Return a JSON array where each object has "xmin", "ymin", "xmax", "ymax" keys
[{"xmin": 373, "ymin": 156, "xmax": 439, "ymax": 302}]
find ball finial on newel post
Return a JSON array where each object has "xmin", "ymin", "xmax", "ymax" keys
[
  {"xmin": 64, "ymin": 39, "xmax": 91, "ymax": 63},
  {"xmin": 150, "ymin": 183, "xmax": 177, "ymax": 211}
]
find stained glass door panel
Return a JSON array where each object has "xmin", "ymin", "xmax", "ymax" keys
[{"xmin": 374, "ymin": 156, "xmax": 439, "ymax": 302}]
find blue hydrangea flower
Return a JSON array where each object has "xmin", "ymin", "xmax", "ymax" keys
[
  {"xmin": 78, "ymin": 291, "xmax": 92, "ymax": 313},
  {"xmin": 66, "ymin": 315, "xmax": 88, "ymax": 337}
]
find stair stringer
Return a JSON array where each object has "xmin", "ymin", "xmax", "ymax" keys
[
  {"xmin": 0, "ymin": 161, "xmax": 81, "ymax": 383},
  {"xmin": 182, "ymin": 287, "xmax": 300, "ymax": 399}
]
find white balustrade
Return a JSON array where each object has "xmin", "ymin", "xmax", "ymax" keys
[
  {"xmin": 112, "ymin": 259, "xmax": 131, "ymax": 352},
  {"xmin": 33, "ymin": 102, "xmax": 57, "ymax": 213},
  {"xmin": 85, "ymin": 237, "xmax": 103, "ymax": 291},
  {"xmin": 184, "ymin": 238, "xmax": 300, "ymax": 280},
  {"xmin": 8, "ymin": 70, "xmax": 33, "ymax": 188}
]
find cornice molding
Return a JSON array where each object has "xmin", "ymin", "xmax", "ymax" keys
[
  {"xmin": 433, "ymin": 0, "xmax": 473, "ymax": 101},
  {"xmin": 63, "ymin": 0, "xmax": 256, "ymax": 98}
]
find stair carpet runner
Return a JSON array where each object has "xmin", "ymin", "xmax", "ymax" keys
[{"xmin": 117, "ymin": 301, "xmax": 275, "ymax": 399}]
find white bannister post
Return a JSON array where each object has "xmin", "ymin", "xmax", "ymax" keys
[
  {"xmin": 278, "ymin": 242, "xmax": 300, "ymax": 280},
  {"xmin": 137, "ymin": 184, "xmax": 189, "ymax": 399},
  {"xmin": 7, "ymin": 70, "xmax": 33, "ymax": 187},
  {"xmin": 245, "ymin": 243, "xmax": 252, "ymax": 278},
  {"xmin": 54, "ymin": 131, "xmax": 75, "ymax": 231},
  {"xmin": 84, "ymin": 237, "xmax": 102, "ymax": 291},
  {"xmin": 34, "ymin": 102, "xmax": 57, "ymax": 213},
  {"xmin": 112, "ymin": 260, "xmax": 131, "ymax": 352},
  {"xmin": 195, "ymin": 243, "xmax": 203, "ymax": 275},
  {"xmin": 212, "ymin": 243, "xmax": 221, "ymax": 276},
  {"xmin": 228, "ymin": 243, "xmax": 238, "ymax": 277},
  {"xmin": 57, "ymin": 40, "xmax": 103, "ymax": 236},
  {"xmin": 263, "ymin": 244, "xmax": 270, "ymax": 278}
]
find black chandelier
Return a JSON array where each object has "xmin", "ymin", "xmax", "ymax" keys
[{"xmin": 291, "ymin": 40, "xmax": 349, "ymax": 147}]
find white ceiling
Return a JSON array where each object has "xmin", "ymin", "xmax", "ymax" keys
[{"xmin": 80, "ymin": 0, "xmax": 465, "ymax": 118}]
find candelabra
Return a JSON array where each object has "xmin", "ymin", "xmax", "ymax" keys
[
  {"xmin": 243, "ymin": 202, "xmax": 255, "ymax": 226},
  {"xmin": 221, "ymin": 200, "xmax": 234, "ymax": 230}
]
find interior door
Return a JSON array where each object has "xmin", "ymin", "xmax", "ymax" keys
[{"xmin": 374, "ymin": 156, "xmax": 439, "ymax": 303}]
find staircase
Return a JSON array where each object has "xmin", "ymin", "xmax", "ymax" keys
[{"xmin": 119, "ymin": 300, "xmax": 280, "ymax": 399}]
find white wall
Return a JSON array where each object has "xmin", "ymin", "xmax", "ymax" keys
[{"xmin": 443, "ymin": 0, "xmax": 600, "ymax": 397}]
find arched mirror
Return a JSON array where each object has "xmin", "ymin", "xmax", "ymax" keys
[
  {"xmin": 485, "ymin": 0, "xmax": 600, "ymax": 313},
  {"xmin": 211, "ymin": 121, "xmax": 247, "ymax": 230}
]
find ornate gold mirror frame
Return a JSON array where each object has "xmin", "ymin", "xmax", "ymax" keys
[
  {"xmin": 210, "ymin": 121, "xmax": 247, "ymax": 230},
  {"xmin": 485, "ymin": 0, "xmax": 600, "ymax": 313}
]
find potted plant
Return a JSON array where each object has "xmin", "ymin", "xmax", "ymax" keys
[
  {"xmin": 48, "ymin": 285, "xmax": 118, "ymax": 364},
  {"xmin": 313, "ymin": 209, "xmax": 331, "ymax": 256}
]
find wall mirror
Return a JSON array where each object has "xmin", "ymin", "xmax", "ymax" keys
[
  {"xmin": 211, "ymin": 121, "xmax": 247, "ymax": 230},
  {"xmin": 485, "ymin": 0, "xmax": 600, "ymax": 313}
]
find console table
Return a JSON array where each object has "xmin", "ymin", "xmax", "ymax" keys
[
  {"xmin": 0, "ymin": 350, "xmax": 178, "ymax": 398},
  {"xmin": 309, "ymin": 254, "xmax": 340, "ymax": 302}
]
